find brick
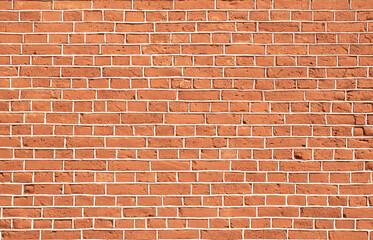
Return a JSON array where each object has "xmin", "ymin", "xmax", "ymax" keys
[
  {"xmin": 80, "ymin": 113, "xmax": 120, "ymax": 124},
  {"xmin": 183, "ymin": 45, "xmax": 223, "ymax": 55},
  {"xmin": 43, "ymin": 208, "xmax": 80, "ymax": 219},
  {"xmin": 159, "ymin": 230, "xmax": 199, "ymax": 239},
  {"xmin": 179, "ymin": 207, "xmax": 217, "ymax": 217},
  {"xmin": 46, "ymin": 113, "xmax": 79, "ymax": 124},
  {"xmin": 14, "ymin": 0, "xmax": 52, "ymax": 10},
  {"xmin": 0, "ymin": 22, "xmax": 33, "ymax": 33},
  {"xmin": 0, "ymin": 68, "xmax": 16, "ymax": 78},
  {"xmin": 93, "ymin": 0, "xmax": 131, "ymax": 9},
  {"xmin": 297, "ymin": 184, "xmax": 338, "ymax": 195},
  {"xmin": 259, "ymin": 22, "xmax": 299, "ymax": 32},
  {"xmin": 328, "ymin": 23, "xmax": 366, "ymax": 32},
  {"xmin": 198, "ymin": 22, "xmax": 235, "ymax": 32},
  {"xmin": 21, "ymin": 89, "xmax": 61, "ymax": 99},
  {"xmin": 62, "ymin": 67, "xmax": 101, "ymax": 77},
  {"xmin": 23, "ymin": 137, "xmax": 64, "ymax": 148},
  {"xmin": 41, "ymin": 231, "xmax": 81, "ymax": 239},
  {"xmin": 64, "ymin": 45, "xmax": 100, "ymax": 55},
  {"xmin": 0, "ymin": 45, "xmax": 20, "ymax": 55},
  {"xmin": 258, "ymin": 207, "xmax": 299, "ymax": 217},
  {"xmin": 275, "ymin": 0, "xmax": 309, "ymax": 9},
  {"xmin": 340, "ymin": 185, "xmax": 373, "ymax": 195},
  {"xmin": 268, "ymin": 45, "xmax": 307, "ymax": 55},
  {"xmin": 20, "ymin": 67, "xmax": 60, "ymax": 77},
  {"xmin": 108, "ymin": 184, "xmax": 148, "ymax": 195},
  {"xmin": 268, "ymin": 67, "xmax": 307, "ymax": 78},
  {"xmin": 244, "ymin": 230, "xmax": 287, "ymax": 239},
  {"xmin": 34, "ymin": 23, "xmax": 73, "ymax": 32},
  {"xmin": 312, "ymin": 0, "xmax": 350, "ymax": 9},
  {"xmin": 289, "ymin": 231, "xmax": 327, "ymax": 239},
  {"xmin": 24, "ymin": 184, "xmax": 62, "ymax": 194},
  {"xmin": 202, "ymin": 230, "xmax": 242, "ymax": 239},
  {"xmin": 300, "ymin": 207, "xmax": 341, "ymax": 218},
  {"xmin": 165, "ymin": 114, "xmax": 204, "ymax": 124},
  {"xmin": 226, "ymin": 45, "xmax": 265, "ymax": 54},
  {"xmin": 254, "ymin": 183, "xmax": 294, "ymax": 194},
  {"xmin": 106, "ymin": 137, "xmax": 146, "ymax": 148},
  {"xmin": 225, "ymin": 67, "xmax": 266, "ymax": 77},
  {"xmin": 102, "ymin": 67, "xmax": 142, "ymax": 77},
  {"xmin": 122, "ymin": 113, "xmax": 163, "ymax": 124},
  {"xmin": 66, "ymin": 137, "xmax": 104, "ymax": 148},
  {"xmin": 117, "ymin": 23, "xmax": 154, "ymax": 32},
  {"xmin": 329, "ymin": 231, "xmax": 368, "ymax": 240},
  {"xmin": 26, "ymin": 160, "xmax": 62, "ymax": 170},
  {"xmin": 212, "ymin": 183, "xmax": 251, "ymax": 194},
  {"xmin": 286, "ymin": 114, "xmax": 325, "ymax": 124}
]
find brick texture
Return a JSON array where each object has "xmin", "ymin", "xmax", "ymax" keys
[{"xmin": 0, "ymin": 0, "xmax": 373, "ymax": 239}]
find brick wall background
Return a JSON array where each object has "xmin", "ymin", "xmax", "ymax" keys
[{"xmin": 0, "ymin": 0, "xmax": 373, "ymax": 239}]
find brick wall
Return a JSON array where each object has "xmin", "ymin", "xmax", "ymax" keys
[{"xmin": 0, "ymin": 0, "xmax": 373, "ymax": 239}]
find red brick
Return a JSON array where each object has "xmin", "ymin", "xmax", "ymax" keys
[
  {"xmin": 34, "ymin": 23, "xmax": 73, "ymax": 32},
  {"xmin": 245, "ymin": 230, "xmax": 287, "ymax": 239},
  {"xmin": 329, "ymin": 231, "xmax": 368, "ymax": 240},
  {"xmin": 41, "ymin": 231, "xmax": 81, "ymax": 239},
  {"xmin": 312, "ymin": 0, "xmax": 350, "ymax": 9},
  {"xmin": 289, "ymin": 231, "xmax": 327, "ymax": 239},
  {"xmin": 220, "ymin": 207, "xmax": 256, "ymax": 217},
  {"xmin": 125, "ymin": 230, "xmax": 156, "ymax": 240},
  {"xmin": 301, "ymin": 207, "xmax": 341, "ymax": 218},
  {"xmin": 202, "ymin": 230, "xmax": 243, "ymax": 239},
  {"xmin": 159, "ymin": 230, "xmax": 199, "ymax": 239},
  {"xmin": 83, "ymin": 230, "xmax": 123, "ymax": 239}
]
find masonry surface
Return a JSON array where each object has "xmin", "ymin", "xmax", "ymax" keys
[{"xmin": 0, "ymin": 0, "xmax": 373, "ymax": 239}]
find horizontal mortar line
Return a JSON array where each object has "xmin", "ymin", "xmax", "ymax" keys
[
  {"xmin": 0, "ymin": 100, "xmax": 357, "ymax": 102},
  {"xmin": 0, "ymin": 158, "xmax": 365, "ymax": 160},
  {"xmin": 1, "ymin": 77, "xmax": 372, "ymax": 79},
  {"xmin": 1, "ymin": 134, "xmax": 372, "ymax": 137},
  {"xmin": 0, "ymin": 228, "xmax": 361, "ymax": 230},
  {"xmin": 0, "ymin": 89, "xmax": 370, "ymax": 92},
  {"xmin": 1, "ymin": 9, "xmax": 373, "ymax": 12},
  {"xmin": 0, "ymin": 87, "xmax": 369, "ymax": 90},
  {"xmin": 1, "ymin": 192, "xmax": 371, "ymax": 195},
  {"xmin": 1, "ymin": 53, "xmax": 373, "ymax": 56},
  {"xmin": 0, "ymin": 20, "xmax": 372, "ymax": 24},
  {"xmin": 0, "ymin": 147, "xmax": 370, "ymax": 150},
  {"xmin": 0, "ymin": 110, "xmax": 370, "ymax": 113},
  {"xmin": 1, "ymin": 135, "xmax": 372, "ymax": 138},
  {"xmin": 0, "ymin": 220, "xmax": 364, "ymax": 223},
  {"xmin": 1, "ymin": 77, "xmax": 372, "ymax": 80},
  {"xmin": 0, "ymin": 123, "xmax": 371, "ymax": 126},
  {"xmin": 0, "ymin": 30, "xmax": 372, "ymax": 33},
  {"xmin": 0, "ymin": 181, "xmax": 370, "ymax": 184},
  {"xmin": 0, "ymin": 89, "xmax": 370, "ymax": 91},
  {"xmin": 1, "ymin": 64, "xmax": 372, "ymax": 66},
  {"xmin": 0, "ymin": 206, "xmax": 364, "ymax": 209},
  {"xmin": 0, "ymin": 228, "xmax": 367, "ymax": 231},
  {"xmin": 0, "ymin": 110, "xmax": 370, "ymax": 112},
  {"xmin": 6, "ymin": 182, "xmax": 363, "ymax": 184},
  {"xmin": 0, "ymin": 111, "xmax": 370, "ymax": 113},
  {"xmin": 0, "ymin": 159, "xmax": 365, "ymax": 161},
  {"xmin": 0, "ymin": 166, "xmax": 368, "ymax": 169},
  {"xmin": 1, "ymin": 18, "xmax": 373, "ymax": 22},
  {"xmin": 0, "ymin": 170, "xmax": 368, "ymax": 173},
  {"xmin": 1, "ymin": 113, "xmax": 370, "ymax": 115},
  {"xmin": 4, "ymin": 42, "xmax": 373, "ymax": 45}
]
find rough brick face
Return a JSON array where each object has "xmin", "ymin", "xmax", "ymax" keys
[{"xmin": 0, "ymin": 0, "xmax": 372, "ymax": 239}]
